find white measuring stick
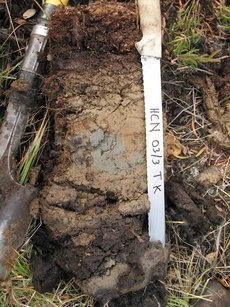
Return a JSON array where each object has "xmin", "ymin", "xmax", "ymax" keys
[
  {"xmin": 136, "ymin": 0, "xmax": 165, "ymax": 245},
  {"xmin": 141, "ymin": 56, "xmax": 165, "ymax": 245}
]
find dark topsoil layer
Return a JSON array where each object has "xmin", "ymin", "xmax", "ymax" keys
[{"xmin": 28, "ymin": 1, "xmax": 229, "ymax": 306}]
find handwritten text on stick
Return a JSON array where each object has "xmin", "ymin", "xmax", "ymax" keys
[{"xmin": 149, "ymin": 108, "xmax": 163, "ymax": 195}]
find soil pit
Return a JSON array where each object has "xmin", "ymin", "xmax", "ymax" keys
[{"xmin": 31, "ymin": 1, "xmax": 169, "ymax": 304}]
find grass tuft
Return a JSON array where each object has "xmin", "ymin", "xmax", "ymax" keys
[
  {"xmin": 215, "ymin": 0, "xmax": 230, "ymax": 28},
  {"xmin": 166, "ymin": 246, "xmax": 211, "ymax": 306},
  {"xmin": 174, "ymin": 49, "xmax": 221, "ymax": 68},
  {"xmin": 169, "ymin": 1, "xmax": 222, "ymax": 68},
  {"xmin": 18, "ymin": 111, "xmax": 49, "ymax": 185},
  {"xmin": 166, "ymin": 221, "xmax": 230, "ymax": 306},
  {"xmin": 0, "ymin": 59, "xmax": 21, "ymax": 88},
  {"xmin": 0, "ymin": 247, "xmax": 94, "ymax": 306}
]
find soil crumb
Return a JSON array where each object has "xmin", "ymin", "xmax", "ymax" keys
[{"xmin": 31, "ymin": 1, "xmax": 168, "ymax": 303}]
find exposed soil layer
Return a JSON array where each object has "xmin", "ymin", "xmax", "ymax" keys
[
  {"xmin": 30, "ymin": 0, "xmax": 230, "ymax": 305},
  {"xmin": 31, "ymin": 2, "xmax": 168, "ymax": 303}
]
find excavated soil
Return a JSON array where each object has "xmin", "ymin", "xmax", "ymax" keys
[
  {"xmin": 29, "ymin": 0, "xmax": 230, "ymax": 305},
  {"xmin": 31, "ymin": 2, "xmax": 168, "ymax": 304}
]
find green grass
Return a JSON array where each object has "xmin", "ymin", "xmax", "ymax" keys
[
  {"xmin": 169, "ymin": 1, "xmax": 221, "ymax": 68},
  {"xmin": 215, "ymin": 1, "xmax": 230, "ymax": 28},
  {"xmin": 166, "ymin": 246, "xmax": 211, "ymax": 306},
  {"xmin": 176, "ymin": 49, "xmax": 221, "ymax": 68},
  {"xmin": 18, "ymin": 111, "xmax": 49, "ymax": 185},
  {"xmin": 0, "ymin": 43, "xmax": 21, "ymax": 88},
  {"xmin": 0, "ymin": 59, "xmax": 21, "ymax": 87},
  {"xmin": 170, "ymin": 2, "xmax": 203, "ymax": 54},
  {"xmin": 166, "ymin": 220, "xmax": 230, "ymax": 306},
  {"xmin": 0, "ymin": 27, "xmax": 22, "ymax": 88},
  {"xmin": 0, "ymin": 247, "xmax": 94, "ymax": 306},
  {"xmin": 167, "ymin": 293, "xmax": 189, "ymax": 307}
]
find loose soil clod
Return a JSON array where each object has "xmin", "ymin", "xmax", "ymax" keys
[{"xmin": 166, "ymin": 181, "xmax": 223, "ymax": 244}]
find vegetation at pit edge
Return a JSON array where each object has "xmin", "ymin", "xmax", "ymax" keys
[{"xmin": 168, "ymin": 0, "xmax": 229, "ymax": 68}]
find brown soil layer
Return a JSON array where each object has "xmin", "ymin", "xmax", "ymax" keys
[{"xmin": 31, "ymin": 2, "xmax": 168, "ymax": 303}]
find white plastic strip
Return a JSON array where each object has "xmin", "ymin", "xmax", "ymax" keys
[{"xmin": 141, "ymin": 56, "xmax": 165, "ymax": 245}]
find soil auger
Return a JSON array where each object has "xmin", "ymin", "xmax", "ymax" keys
[{"xmin": 0, "ymin": 0, "xmax": 69, "ymax": 281}]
